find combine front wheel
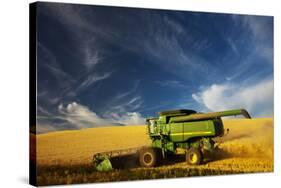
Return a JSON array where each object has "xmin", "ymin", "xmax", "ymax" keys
[
  {"xmin": 139, "ymin": 147, "xmax": 160, "ymax": 167},
  {"xmin": 186, "ymin": 148, "xmax": 202, "ymax": 165}
]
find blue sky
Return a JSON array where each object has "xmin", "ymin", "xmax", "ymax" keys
[{"xmin": 36, "ymin": 2, "xmax": 273, "ymax": 133}]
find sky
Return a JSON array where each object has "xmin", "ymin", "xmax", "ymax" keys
[{"xmin": 36, "ymin": 2, "xmax": 273, "ymax": 133}]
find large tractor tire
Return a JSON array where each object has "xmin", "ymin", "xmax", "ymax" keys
[
  {"xmin": 186, "ymin": 148, "xmax": 202, "ymax": 165},
  {"xmin": 139, "ymin": 147, "xmax": 162, "ymax": 167}
]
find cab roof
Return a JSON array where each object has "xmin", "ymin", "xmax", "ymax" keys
[{"xmin": 158, "ymin": 109, "xmax": 197, "ymax": 116}]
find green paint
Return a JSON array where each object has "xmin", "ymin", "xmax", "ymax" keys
[
  {"xmin": 93, "ymin": 154, "xmax": 113, "ymax": 172},
  {"xmin": 96, "ymin": 158, "xmax": 113, "ymax": 172}
]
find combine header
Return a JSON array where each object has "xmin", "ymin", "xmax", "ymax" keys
[{"xmin": 93, "ymin": 108, "xmax": 251, "ymax": 171}]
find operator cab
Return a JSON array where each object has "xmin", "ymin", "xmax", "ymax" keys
[{"xmin": 146, "ymin": 118, "xmax": 157, "ymax": 134}]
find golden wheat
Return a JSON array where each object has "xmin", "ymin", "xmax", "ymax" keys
[
  {"xmin": 36, "ymin": 125, "xmax": 150, "ymax": 165},
  {"xmin": 35, "ymin": 118, "xmax": 273, "ymax": 172}
]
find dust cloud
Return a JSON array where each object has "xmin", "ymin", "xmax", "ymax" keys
[{"xmin": 218, "ymin": 119, "xmax": 273, "ymax": 159}]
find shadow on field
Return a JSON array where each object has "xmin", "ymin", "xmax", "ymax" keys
[
  {"xmin": 110, "ymin": 152, "xmax": 231, "ymax": 169},
  {"xmin": 110, "ymin": 147, "xmax": 235, "ymax": 169},
  {"xmin": 163, "ymin": 149, "xmax": 234, "ymax": 165},
  {"xmin": 162, "ymin": 154, "xmax": 186, "ymax": 165},
  {"xmin": 110, "ymin": 153, "xmax": 139, "ymax": 169},
  {"xmin": 110, "ymin": 148, "xmax": 234, "ymax": 169},
  {"xmin": 110, "ymin": 153, "xmax": 190, "ymax": 169}
]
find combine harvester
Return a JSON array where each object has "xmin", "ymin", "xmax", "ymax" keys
[{"xmin": 92, "ymin": 109, "xmax": 251, "ymax": 171}]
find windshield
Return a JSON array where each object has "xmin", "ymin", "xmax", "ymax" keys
[{"xmin": 149, "ymin": 120, "xmax": 156, "ymax": 134}]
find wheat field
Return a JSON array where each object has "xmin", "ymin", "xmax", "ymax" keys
[
  {"xmin": 36, "ymin": 125, "xmax": 151, "ymax": 165},
  {"xmin": 34, "ymin": 118, "xmax": 273, "ymax": 185}
]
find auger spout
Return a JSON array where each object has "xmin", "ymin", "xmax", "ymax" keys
[{"xmin": 169, "ymin": 109, "xmax": 251, "ymax": 123}]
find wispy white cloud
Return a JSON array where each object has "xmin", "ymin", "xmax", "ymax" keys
[
  {"xmin": 192, "ymin": 78, "xmax": 273, "ymax": 117},
  {"xmin": 38, "ymin": 42, "xmax": 76, "ymax": 87},
  {"xmin": 42, "ymin": 3, "xmax": 214, "ymax": 80},
  {"xmin": 42, "ymin": 3, "xmax": 94, "ymax": 38},
  {"xmin": 36, "ymin": 123, "xmax": 57, "ymax": 134},
  {"xmin": 245, "ymin": 17, "xmax": 273, "ymax": 65},
  {"xmin": 231, "ymin": 15, "xmax": 273, "ymax": 64},
  {"xmin": 138, "ymin": 102, "xmax": 172, "ymax": 113},
  {"xmin": 99, "ymin": 80, "xmax": 143, "ymax": 116},
  {"xmin": 256, "ymin": 45, "xmax": 273, "ymax": 64},
  {"xmin": 37, "ymin": 105, "xmax": 51, "ymax": 116},
  {"xmin": 82, "ymin": 38, "xmax": 102, "ymax": 69},
  {"xmin": 226, "ymin": 38, "xmax": 240, "ymax": 56},
  {"xmin": 84, "ymin": 47, "xmax": 100, "ymax": 69},
  {"xmin": 38, "ymin": 39, "xmax": 112, "ymax": 104},
  {"xmin": 40, "ymin": 4, "xmax": 108, "ymax": 74},
  {"xmin": 143, "ymin": 31, "xmax": 213, "ymax": 80},
  {"xmin": 37, "ymin": 43, "xmax": 77, "ymax": 105},
  {"xmin": 114, "ymin": 80, "xmax": 140, "ymax": 100},
  {"xmin": 75, "ymin": 72, "xmax": 112, "ymax": 94},
  {"xmin": 243, "ymin": 16, "xmax": 271, "ymax": 42},
  {"xmin": 42, "ymin": 3, "xmax": 115, "ymax": 42},
  {"xmin": 164, "ymin": 15, "xmax": 185, "ymax": 34},
  {"xmin": 107, "ymin": 95, "xmax": 143, "ymax": 115},
  {"xmin": 154, "ymin": 80, "xmax": 187, "ymax": 89}
]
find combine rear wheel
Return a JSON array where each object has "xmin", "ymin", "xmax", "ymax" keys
[
  {"xmin": 139, "ymin": 147, "xmax": 162, "ymax": 167},
  {"xmin": 186, "ymin": 148, "xmax": 202, "ymax": 165}
]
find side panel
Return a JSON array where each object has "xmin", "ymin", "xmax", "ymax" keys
[
  {"xmin": 168, "ymin": 123, "xmax": 184, "ymax": 142},
  {"xmin": 182, "ymin": 120, "xmax": 215, "ymax": 141},
  {"xmin": 168, "ymin": 120, "xmax": 216, "ymax": 142}
]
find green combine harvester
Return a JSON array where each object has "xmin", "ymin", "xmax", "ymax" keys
[{"xmin": 93, "ymin": 108, "xmax": 251, "ymax": 171}]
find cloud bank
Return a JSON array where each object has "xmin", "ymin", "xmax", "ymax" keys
[
  {"xmin": 56, "ymin": 102, "xmax": 145, "ymax": 128},
  {"xmin": 192, "ymin": 78, "xmax": 273, "ymax": 117}
]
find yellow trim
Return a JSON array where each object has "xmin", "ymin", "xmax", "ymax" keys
[{"xmin": 170, "ymin": 131, "xmax": 212, "ymax": 136}]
